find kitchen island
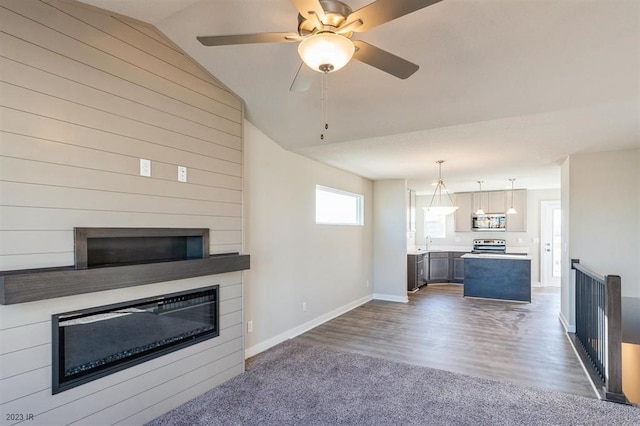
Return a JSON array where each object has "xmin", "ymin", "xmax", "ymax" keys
[{"xmin": 461, "ymin": 253, "xmax": 532, "ymax": 302}]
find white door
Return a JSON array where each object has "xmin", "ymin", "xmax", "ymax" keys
[{"xmin": 541, "ymin": 201, "xmax": 561, "ymax": 286}]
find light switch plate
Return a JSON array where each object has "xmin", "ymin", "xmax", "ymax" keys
[
  {"xmin": 140, "ymin": 159, "xmax": 151, "ymax": 177},
  {"xmin": 178, "ymin": 166, "xmax": 187, "ymax": 182}
]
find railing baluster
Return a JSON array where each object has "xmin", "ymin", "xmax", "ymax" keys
[{"xmin": 571, "ymin": 259, "xmax": 626, "ymax": 403}]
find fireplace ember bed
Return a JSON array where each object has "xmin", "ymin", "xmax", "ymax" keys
[{"xmin": 52, "ymin": 286, "xmax": 219, "ymax": 394}]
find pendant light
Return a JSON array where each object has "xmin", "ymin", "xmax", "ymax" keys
[
  {"xmin": 425, "ymin": 160, "xmax": 458, "ymax": 216},
  {"xmin": 475, "ymin": 181, "xmax": 485, "ymax": 215},
  {"xmin": 507, "ymin": 178, "xmax": 517, "ymax": 215}
]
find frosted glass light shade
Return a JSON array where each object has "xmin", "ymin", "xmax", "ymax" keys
[
  {"xmin": 507, "ymin": 207, "xmax": 517, "ymax": 215},
  {"xmin": 425, "ymin": 206, "xmax": 459, "ymax": 216},
  {"xmin": 298, "ymin": 32, "xmax": 355, "ymax": 73},
  {"xmin": 475, "ymin": 208, "xmax": 485, "ymax": 215}
]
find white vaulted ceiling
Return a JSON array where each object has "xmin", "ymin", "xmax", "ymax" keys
[{"xmin": 80, "ymin": 0, "xmax": 640, "ymax": 193}]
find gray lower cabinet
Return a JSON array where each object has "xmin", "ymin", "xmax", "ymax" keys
[
  {"xmin": 428, "ymin": 252, "xmax": 450, "ymax": 282},
  {"xmin": 407, "ymin": 253, "xmax": 426, "ymax": 291},
  {"xmin": 428, "ymin": 251, "xmax": 469, "ymax": 283},
  {"xmin": 452, "ymin": 253, "xmax": 466, "ymax": 283}
]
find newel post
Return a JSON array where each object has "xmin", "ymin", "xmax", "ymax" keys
[{"xmin": 604, "ymin": 274, "xmax": 626, "ymax": 403}]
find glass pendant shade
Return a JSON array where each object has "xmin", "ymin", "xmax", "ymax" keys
[
  {"xmin": 298, "ymin": 32, "xmax": 355, "ymax": 73},
  {"xmin": 426, "ymin": 205, "xmax": 459, "ymax": 216},
  {"xmin": 507, "ymin": 207, "xmax": 517, "ymax": 215}
]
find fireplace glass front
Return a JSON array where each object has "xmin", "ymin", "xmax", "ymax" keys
[{"xmin": 52, "ymin": 286, "xmax": 218, "ymax": 394}]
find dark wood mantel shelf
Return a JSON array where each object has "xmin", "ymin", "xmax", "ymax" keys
[{"xmin": 0, "ymin": 254, "xmax": 250, "ymax": 305}]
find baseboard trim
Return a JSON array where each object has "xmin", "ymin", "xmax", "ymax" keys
[
  {"xmin": 559, "ymin": 311, "xmax": 576, "ymax": 333},
  {"xmin": 244, "ymin": 293, "xmax": 373, "ymax": 359},
  {"xmin": 373, "ymin": 293, "xmax": 409, "ymax": 303},
  {"xmin": 564, "ymin": 332, "xmax": 604, "ymax": 400}
]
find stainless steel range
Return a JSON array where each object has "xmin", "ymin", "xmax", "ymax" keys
[{"xmin": 472, "ymin": 239, "xmax": 506, "ymax": 254}]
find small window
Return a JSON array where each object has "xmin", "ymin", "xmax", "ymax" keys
[
  {"xmin": 424, "ymin": 213, "xmax": 446, "ymax": 238},
  {"xmin": 315, "ymin": 185, "xmax": 364, "ymax": 225}
]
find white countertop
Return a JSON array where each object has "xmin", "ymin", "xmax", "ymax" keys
[
  {"xmin": 407, "ymin": 246, "xmax": 471, "ymax": 255},
  {"xmin": 408, "ymin": 246, "xmax": 529, "ymax": 255},
  {"xmin": 461, "ymin": 253, "xmax": 532, "ymax": 260}
]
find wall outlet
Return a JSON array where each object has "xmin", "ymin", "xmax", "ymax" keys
[
  {"xmin": 366, "ymin": 280, "xmax": 370, "ymax": 288},
  {"xmin": 455, "ymin": 237, "xmax": 461, "ymax": 243},
  {"xmin": 247, "ymin": 320, "xmax": 253, "ymax": 333},
  {"xmin": 140, "ymin": 158, "xmax": 151, "ymax": 177},
  {"xmin": 517, "ymin": 237, "xmax": 523, "ymax": 244},
  {"xmin": 302, "ymin": 302, "xmax": 307, "ymax": 312},
  {"xmin": 177, "ymin": 166, "xmax": 187, "ymax": 182}
]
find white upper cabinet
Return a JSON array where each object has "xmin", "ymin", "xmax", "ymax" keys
[
  {"xmin": 454, "ymin": 192, "xmax": 472, "ymax": 232},
  {"xmin": 472, "ymin": 191, "xmax": 506, "ymax": 213},
  {"xmin": 472, "ymin": 192, "xmax": 488, "ymax": 214},
  {"xmin": 455, "ymin": 189, "xmax": 527, "ymax": 232},
  {"xmin": 488, "ymin": 191, "xmax": 507, "ymax": 213}
]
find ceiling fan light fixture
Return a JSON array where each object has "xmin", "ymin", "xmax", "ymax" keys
[{"xmin": 298, "ymin": 31, "xmax": 355, "ymax": 73}]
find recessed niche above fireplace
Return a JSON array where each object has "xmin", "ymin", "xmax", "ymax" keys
[{"xmin": 74, "ymin": 227, "xmax": 209, "ymax": 269}]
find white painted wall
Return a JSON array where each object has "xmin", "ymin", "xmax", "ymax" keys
[
  {"xmin": 561, "ymin": 148, "xmax": 640, "ymax": 330},
  {"xmin": 567, "ymin": 149, "xmax": 640, "ymax": 298},
  {"xmin": 373, "ymin": 180, "xmax": 409, "ymax": 302},
  {"xmin": 560, "ymin": 156, "xmax": 574, "ymax": 331},
  {"xmin": 414, "ymin": 188, "xmax": 560, "ymax": 284},
  {"xmin": 243, "ymin": 121, "xmax": 374, "ymax": 357}
]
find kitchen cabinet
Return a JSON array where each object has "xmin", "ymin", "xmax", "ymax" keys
[
  {"xmin": 452, "ymin": 252, "xmax": 466, "ymax": 283},
  {"xmin": 488, "ymin": 191, "xmax": 506, "ymax": 213},
  {"xmin": 428, "ymin": 251, "xmax": 470, "ymax": 283},
  {"xmin": 472, "ymin": 192, "xmax": 488, "ymax": 214},
  {"xmin": 505, "ymin": 189, "xmax": 527, "ymax": 232},
  {"xmin": 407, "ymin": 253, "xmax": 426, "ymax": 291},
  {"xmin": 463, "ymin": 255, "xmax": 531, "ymax": 302},
  {"xmin": 454, "ymin": 193, "xmax": 472, "ymax": 232},
  {"xmin": 456, "ymin": 189, "xmax": 527, "ymax": 232},
  {"xmin": 473, "ymin": 191, "xmax": 506, "ymax": 213},
  {"xmin": 428, "ymin": 252, "xmax": 450, "ymax": 282}
]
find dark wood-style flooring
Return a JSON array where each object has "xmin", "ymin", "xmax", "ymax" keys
[{"xmin": 297, "ymin": 284, "xmax": 597, "ymax": 399}]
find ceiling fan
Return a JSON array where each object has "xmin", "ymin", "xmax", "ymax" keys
[{"xmin": 197, "ymin": 0, "xmax": 443, "ymax": 91}]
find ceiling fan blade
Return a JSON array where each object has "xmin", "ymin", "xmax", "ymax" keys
[
  {"xmin": 348, "ymin": 0, "xmax": 443, "ymax": 33},
  {"xmin": 352, "ymin": 40, "xmax": 419, "ymax": 79},
  {"xmin": 197, "ymin": 33, "xmax": 298, "ymax": 46},
  {"xmin": 307, "ymin": 11, "xmax": 324, "ymax": 30},
  {"xmin": 290, "ymin": 63, "xmax": 315, "ymax": 92},
  {"xmin": 291, "ymin": 0, "xmax": 326, "ymax": 20},
  {"xmin": 336, "ymin": 19, "xmax": 363, "ymax": 35}
]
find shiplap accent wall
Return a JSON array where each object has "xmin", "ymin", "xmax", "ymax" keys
[{"xmin": 0, "ymin": 0, "xmax": 244, "ymax": 424}]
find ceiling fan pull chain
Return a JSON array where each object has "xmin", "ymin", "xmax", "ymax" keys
[{"xmin": 320, "ymin": 72, "xmax": 329, "ymax": 140}]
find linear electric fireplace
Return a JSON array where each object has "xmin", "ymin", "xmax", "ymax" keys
[{"xmin": 52, "ymin": 286, "xmax": 219, "ymax": 394}]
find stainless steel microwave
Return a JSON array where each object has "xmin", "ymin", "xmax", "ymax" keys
[{"xmin": 472, "ymin": 213, "xmax": 506, "ymax": 231}]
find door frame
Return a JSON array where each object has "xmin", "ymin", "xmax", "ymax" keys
[{"xmin": 540, "ymin": 200, "xmax": 561, "ymax": 286}]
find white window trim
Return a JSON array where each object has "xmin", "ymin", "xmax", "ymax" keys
[{"xmin": 315, "ymin": 185, "xmax": 364, "ymax": 226}]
